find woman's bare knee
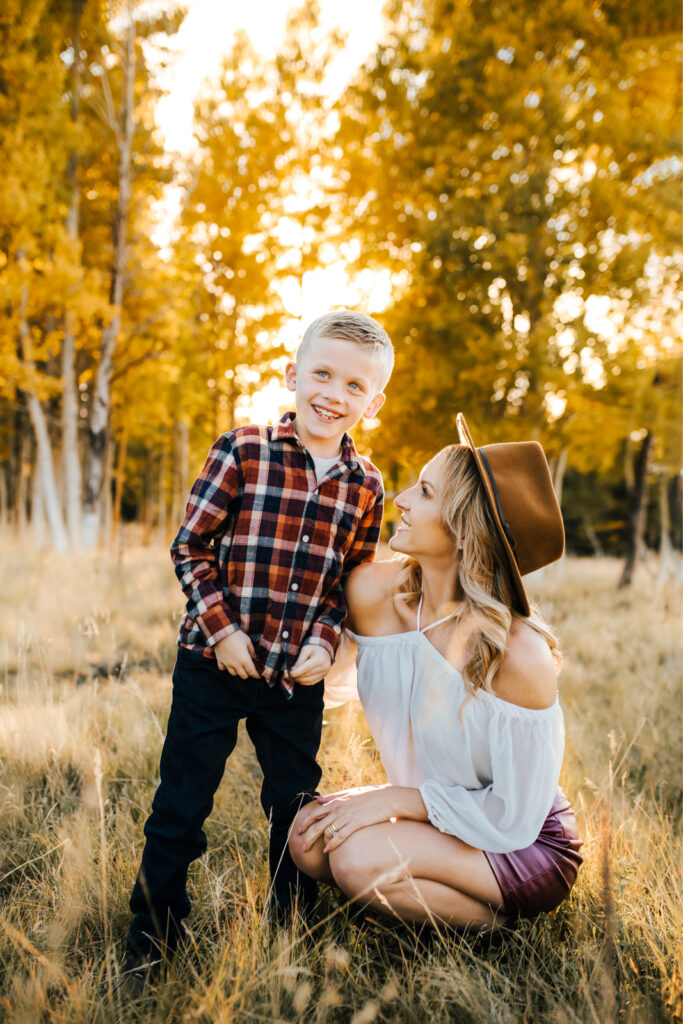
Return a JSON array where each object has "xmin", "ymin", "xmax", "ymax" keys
[
  {"xmin": 288, "ymin": 815, "xmax": 333, "ymax": 882},
  {"xmin": 288, "ymin": 829, "xmax": 308, "ymax": 870},
  {"xmin": 329, "ymin": 837, "xmax": 386, "ymax": 899}
]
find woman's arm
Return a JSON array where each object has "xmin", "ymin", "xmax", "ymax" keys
[
  {"xmin": 492, "ymin": 619, "xmax": 558, "ymax": 709},
  {"xmin": 296, "ymin": 784, "xmax": 430, "ymax": 854}
]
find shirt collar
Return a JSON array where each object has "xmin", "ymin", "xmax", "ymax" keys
[{"xmin": 272, "ymin": 411, "xmax": 362, "ymax": 473}]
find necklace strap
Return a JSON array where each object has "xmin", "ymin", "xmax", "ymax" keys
[
  {"xmin": 417, "ymin": 593, "xmax": 457, "ymax": 634},
  {"xmin": 421, "ymin": 613, "xmax": 457, "ymax": 634}
]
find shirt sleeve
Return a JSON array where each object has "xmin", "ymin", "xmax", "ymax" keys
[
  {"xmin": 307, "ymin": 487, "xmax": 384, "ymax": 659},
  {"xmin": 418, "ymin": 703, "xmax": 564, "ymax": 853},
  {"xmin": 170, "ymin": 433, "xmax": 242, "ymax": 647},
  {"xmin": 322, "ymin": 632, "xmax": 360, "ymax": 707}
]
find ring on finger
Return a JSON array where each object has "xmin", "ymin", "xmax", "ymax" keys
[{"xmin": 325, "ymin": 822, "xmax": 339, "ymax": 838}]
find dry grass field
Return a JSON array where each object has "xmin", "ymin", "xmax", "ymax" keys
[{"xmin": 0, "ymin": 540, "xmax": 680, "ymax": 1023}]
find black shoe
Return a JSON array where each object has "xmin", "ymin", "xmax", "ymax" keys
[{"xmin": 120, "ymin": 951, "xmax": 163, "ymax": 999}]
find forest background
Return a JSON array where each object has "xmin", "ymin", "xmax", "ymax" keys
[
  {"xmin": 0, "ymin": 0, "xmax": 681, "ymax": 574},
  {"xmin": 0, "ymin": 3, "xmax": 682, "ymax": 1022}
]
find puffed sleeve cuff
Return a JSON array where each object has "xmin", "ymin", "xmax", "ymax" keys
[
  {"xmin": 418, "ymin": 780, "xmax": 538, "ymax": 853},
  {"xmin": 195, "ymin": 601, "xmax": 241, "ymax": 647},
  {"xmin": 418, "ymin": 698, "xmax": 564, "ymax": 853},
  {"xmin": 322, "ymin": 632, "xmax": 359, "ymax": 707},
  {"xmin": 306, "ymin": 621, "xmax": 339, "ymax": 662}
]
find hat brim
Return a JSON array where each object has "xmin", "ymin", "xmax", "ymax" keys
[{"xmin": 456, "ymin": 413, "xmax": 531, "ymax": 616}]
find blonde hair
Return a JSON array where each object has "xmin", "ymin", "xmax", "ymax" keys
[
  {"xmin": 392, "ymin": 444, "xmax": 561, "ymax": 699},
  {"xmin": 297, "ymin": 310, "xmax": 394, "ymax": 391}
]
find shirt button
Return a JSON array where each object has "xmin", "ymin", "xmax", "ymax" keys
[
  {"xmin": 291, "ymin": 582, "xmax": 299, "ymax": 591},
  {"xmin": 302, "ymin": 534, "xmax": 310, "ymax": 543},
  {"xmin": 282, "ymin": 630, "xmax": 290, "ymax": 639}
]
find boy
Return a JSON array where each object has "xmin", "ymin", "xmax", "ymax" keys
[{"xmin": 126, "ymin": 310, "xmax": 393, "ymax": 972}]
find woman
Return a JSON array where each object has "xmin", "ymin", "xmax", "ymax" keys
[{"xmin": 289, "ymin": 414, "xmax": 582, "ymax": 929}]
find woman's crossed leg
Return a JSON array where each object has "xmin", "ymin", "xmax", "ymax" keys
[{"xmin": 289, "ymin": 812, "xmax": 506, "ymax": 930}]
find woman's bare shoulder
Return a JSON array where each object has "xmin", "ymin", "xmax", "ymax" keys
[
  {"xmin": 345, "ymin": 559, "xmax": 404, "ymax": 631},
  {"xmin": 492, "ymin": 620, "xmax": 558, "ymax": 710}
]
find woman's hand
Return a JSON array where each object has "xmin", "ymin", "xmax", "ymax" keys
[{"xmin": 296, "ymin": 785, "xmax": 396, "ymax": 853}]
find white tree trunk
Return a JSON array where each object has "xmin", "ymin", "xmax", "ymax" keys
[
  {"xmin": 31, "ymin": 454, "xmax": 47, "ymax": 549},
  {"xmin": 62, "ymin": 324, "xmax": 81, "ymax": 546},
  {"xmin": 18, "ymin": 266, "xmax": 68, "ymax": 553},
  {"xmin": 61, "ymin": 1, "xmax": 85, "ymax": 549},
  {"xmin": 101, "ymin": 435, "xmax": 113, "ymax": 544},
  {"xmin": 583, "ymin": 517, "xmax": 604, "ymax": 558},
  {"xmin": 26, "ymin": 393, "xmax": 68, "ymax": 553},
  {"xmin": 553, "ymin": 447, "xmax": 568, "ymax": 509},
  {"xmin": 82, "ymin": 17, "xmax": 135, "ymax": 549}
]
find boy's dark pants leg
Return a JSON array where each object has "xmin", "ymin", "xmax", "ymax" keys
[
  {"xmin": 127, "ymin": 647, "xmax": 323, "ymax": 958},
  {"xmin": 245, "ymin": 679, "xmax": 323, "ymax": 912}
]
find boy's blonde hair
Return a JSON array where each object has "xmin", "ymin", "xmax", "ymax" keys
[{"xmin": 297, "ymin": 310, "xmax": 394, "ymax": 391}]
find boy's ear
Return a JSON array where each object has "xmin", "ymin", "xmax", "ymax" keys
[
  {"xmin": 363, "ymin": 393, "xmax": 386, "ymax": 419},
  {"xmin": 284, "ymin": 361, "xmax": 297, "ymax": 392}
]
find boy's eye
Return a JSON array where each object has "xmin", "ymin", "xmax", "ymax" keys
[
  {"xmin": 314, "ymin": 370, "xmax": 328, "ymax": 378},
  {"xmin": 349, "ymin": 381, "xmax": 361, "ymax": 391}
]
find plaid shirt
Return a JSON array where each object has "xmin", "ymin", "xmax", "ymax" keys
[{"xmin": 171, "ymin": 412, "xmax": 384, "ymax": 697}]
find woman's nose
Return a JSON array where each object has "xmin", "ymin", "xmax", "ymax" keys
[{"xmin": 394, "ymin": 489, "xmax": 409, "ymax": 511}]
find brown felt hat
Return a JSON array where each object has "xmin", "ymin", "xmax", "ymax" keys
[{"xmin": 456, "ymin": 413, "xmax": 565, "ymax": 616}]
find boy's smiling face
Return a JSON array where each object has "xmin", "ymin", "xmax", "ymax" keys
[{"xmin": 285, "ymin": 336, "xmax": 386, "ymax": 458}]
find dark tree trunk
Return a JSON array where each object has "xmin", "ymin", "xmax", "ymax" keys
[
  {"xmin": 157, "ymin": 434, "xmax": 169, "ymax": 541},
  {"xmin": 618, "ymin": 431, "xmax": 654, "ymax": 589},
  {"xmin": 0, "ymin": 462, "xmax": 7, "ymax": 532},
  {"xmin": 15, "ymin": 415, "xmax": 30, "ymax": 537},
  {"xmin": 112, "ymin": 423, "xmax": 129, "ymax": 545},
  {"xmin": 658, "ymin": 471, "xmax": 682, "ymax": 583},
  {"xmin": 142, "ymin": 447, "xmax": 155, "ymax": 545},
  {"xmin": 669, "ymin": 474, "xmax": 682, "ymax": 550},
  {"xmin": 9, "ymin": 402, "xmax": 25, "ymax": 532},
  {"xmin": 171, "ymin": 419, "xmax": 189, "ymax": 526}
]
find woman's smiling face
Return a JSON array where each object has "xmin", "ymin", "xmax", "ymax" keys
[{"xmin": 389, "ymin": 450, "xmax": 458, "ymax": 561}]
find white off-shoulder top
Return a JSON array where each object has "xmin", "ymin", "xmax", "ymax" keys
[{"xmin": 334, "ymin": 597, "xmax": 565, "ymax": 854}]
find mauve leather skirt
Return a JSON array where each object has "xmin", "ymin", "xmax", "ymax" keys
[{"xmin": 484, "ymin": 789, "xmax": 583, "ymax": 919}]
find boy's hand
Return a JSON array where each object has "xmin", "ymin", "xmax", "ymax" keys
[
  {"xmin": 213, "ymin": 630, "xmax": 259, "ymax": 678},
  {"xmin": 288, "ymin": 645, "xmax": 332, "ymax": 686}
]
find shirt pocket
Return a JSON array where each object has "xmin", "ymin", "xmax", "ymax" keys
[{"xmin": 330, "ymin": 505, "xmax": 366, "ymax": 557}]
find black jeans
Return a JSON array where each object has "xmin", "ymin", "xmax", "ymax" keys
[{"xmin": 127, "ymin": 646, "xmax": 324, "ymax": 957}]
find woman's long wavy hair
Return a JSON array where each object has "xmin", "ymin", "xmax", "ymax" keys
[{"xmin": 392, "ymin": 444, "xmax": 561, "ymax": 698}]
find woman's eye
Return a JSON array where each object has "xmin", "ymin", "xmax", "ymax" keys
[{"xmin": 421, "ymin": 485, "xmax": 429, "ymax": 497}]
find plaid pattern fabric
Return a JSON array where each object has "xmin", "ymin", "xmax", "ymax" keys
[{"xmin": 171, "ymin": 412, "xmax": 384, "ymax": 697}]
